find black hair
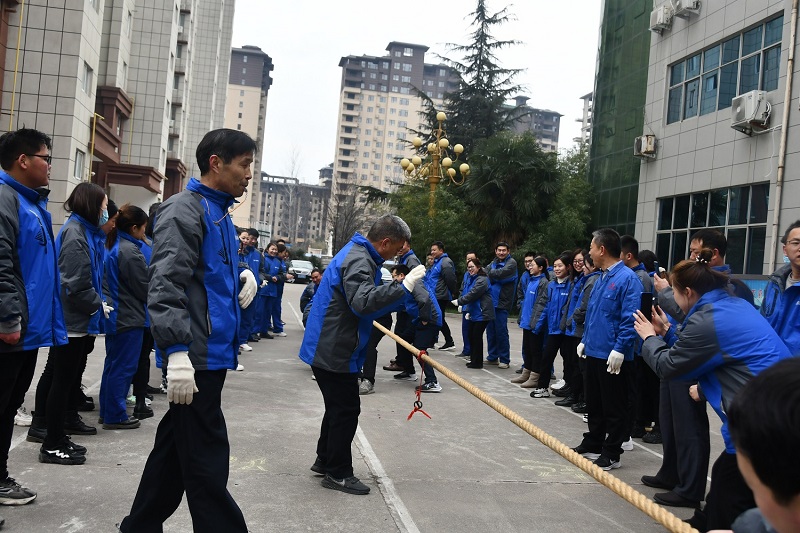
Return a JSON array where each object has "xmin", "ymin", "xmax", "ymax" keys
[
  {"xmin": 64, "ymin": 182, "xmax": 106, "ymax": 226},
  {"xmin": 690, "ymin": 228, "xmax": 727, "ymax": 258},
  {"xmin": 106, "ymin": 203, "xmax": 148, "ymax": 249},
  {"xmin": 620, "ymin": 235, "xmax": 640, "ymax": 260},
  {"xmin": 553, "ymin": 251, "xmax": 575, "ymax": 280},
  {"xmin": 670, "ymin": 248, "xmax": 730, "ymax": 294},
  {"xmin": 524, "ymin": 251, "xmax": 535, "ymax": 258},
  {"xmin": 106, "ymin": 198, "xmax": 119, "ymax": 220},
  {"xmin": 467, "ymin": 257, "xmax": 487, "ymax": 276},
  {"xmin": 196, "ymin": 128, "xmax": 257, "ymax": 175},
  {"xmin": 366, "ymin": 215, "xmax": 411, "ymax": 243},
  {"xmin": 781, "ymin": 220, "xmax": 800, "ymax": 244},
  {"xmin": 639, "ymin": 249, "xmax": 658, "ymax": 273},
  {"xmin": 0, "ymin": 128, "xmax": 52, "ymax": 170},
  {"xmin": 533, "ymin": 256, "xmax": 550, "ymax": 280},
  {"xmin": 246, "ymin": 228, "xmax": 259, "ymax": 238},
  {"xmin": 592, "ymin": 228, "xmax": 622, "ymax": 258},
  {"xmin": 431, "ymin": 240, "xmax": 445, "ymax": 251},
  {"xmin": 496, "ymin": 241, "xmax": 510, "ymax": 250},
  {"xmin": 392, "ymin": 264, "xmax": 410, "ymax": 276},
  {"xmin": 146, "ymin": 202, "xmax": 161, "ymax": 239},
  {"xmin": 728, "ymin": 358, "xmax": 800, "ymax": 505}
]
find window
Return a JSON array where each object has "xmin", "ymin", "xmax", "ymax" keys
[
  {"xmin": 243, "ymin": 56, "xmax": 248, "ymax": 63},
  {"xmin": 655, "ymin": 183, "xmax": 770, "ymax": 274},
  {"xmin": 403, "ymin": 47, "xmax": 413, "ymax": 56},
  {"xmin": 74, "ymin": 149, "xmax": 85, "ymax": 179},
  {"xmin": 392, "ymin": 74, "xmax": 399, "ymax": 81},
  {"xmin": 240, "ymin": 90, "xmax": 244, "ymax": 96},
  {"xmin": 402, "ymin": 63, "xmax": 412, "ymax": 72},
  {"xmin": 239, "ymin": 101, "xmax": 243, "ymax": 108},
  {"xmin": 399, "ymin": 98, "xmax": 409, "ymax": 105},
  {"xmin": 394, "ymin": 51, "xmax": 401, "ymax": 57},
  {"xmin": 126, "ymin": 10, "xmax": 133, "ymax": 37},
  {"xmin": 393, "ymin": 63, "xmax": 400, "ymax": 70},
  {"xmin": 401, "ymin": 75, "xmax": 411, "ymax": 83},
  {"xmin": 667, "ymin": 16, "xmax": 783, "ymax": 124},
  {"xmin": 400, "ymin": 87, "xmax": 410, "ymax": 94},
  {"xmin": 238, "ymin": 113, "xmax": 242, "ymax": 118},
  {"xmin": 399, "ymin": 110, "xmax": 408, "ymax": 117},
  {"xmin": 81, "ymin": 62, "xmax": 93, "ymax": 95},
  {"xmin": 242, "ymin": 68, "xmax": 246, "ymax": 74}
]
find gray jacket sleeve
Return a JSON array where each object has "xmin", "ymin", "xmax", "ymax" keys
[
  {"xmin": 0, "ymin": 189, "xmax": 21, "ymax": 330},
  {"xmin": 341, "ymin": 252, "xmax": 406, "ymax": 317},
  {"xmin": 458, "ymin": 275, "xmax": 488, "ymax": 305},
  {"xmin": 148, "ymin": 196, "xmax": 203, "ymax": 352},
  {"xmin": 59, "ymin": 223, "xmax": 102, "ymax": 316},
  {"xmin": 571, "ymin": 276, "xmax": 597, "ymax": 328},
  {"xmin": 441, "ymin": 257, "xmax": 458, "ymax": 298},
  {"xmin": 641, "ymin": 311, "xmax": 718, "ymax": 380},
  {"xmin": 119, "ymin": 241, "xmax": 149, "ymax": 304},
  {"xmin": 487, "ymin": 258, "xmax": 517, "ymax": 282}
]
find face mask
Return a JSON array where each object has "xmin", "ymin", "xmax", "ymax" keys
[{"xmin": 99, "ymin": 208, "xmax": 109, "ymax": 226}]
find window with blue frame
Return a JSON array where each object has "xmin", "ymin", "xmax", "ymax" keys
[{"xmin": 666, "ymin": 15, "xmax": 783, "ymax": 124}]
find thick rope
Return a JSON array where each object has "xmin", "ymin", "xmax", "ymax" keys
[{"xmin": 373, "ymin": 320, "xmax": 698, "ymax": 533}]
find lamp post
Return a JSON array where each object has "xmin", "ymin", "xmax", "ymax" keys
[{"xmin": 400, "ymin": 111, "xmax": 469, "ymax": 217}]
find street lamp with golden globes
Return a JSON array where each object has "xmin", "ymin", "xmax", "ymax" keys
[{"xmin": 399, "ymin": 111, "xmax": 469, "ymax": 217}]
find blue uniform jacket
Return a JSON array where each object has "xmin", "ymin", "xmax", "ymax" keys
[
  {"xmin": 487, "ymin": 257, "xmax": 518, "ymax": 311},
  {"xmin": 0, "ymin": 172, "xmax": 67, "ymax": 350},
  {"xmin": 260, "ymin": 254, "xmax": 282, "ymax": 297},
  {"xmin": 457, "ymin": 273, "xmax": 495, "ymax": 322},
  {"xmin": 103, "ymin": 231, "xmax": 148, "ymax": 334},
  {"xmin": 518, "ymin": 273, "xmax": 547, "ymax": 331},
  {"xmin": 642, "ymin": 288, "xmax": 791, "ymax": 452},
  {"xmin": 760, "ymin": 264, "xmax": 800, "ymax": 356},
  {"xmin": 534, "ymin": 278, "xmax": 573, "ymax": 336},
  {"xmin": 582, "ymin": 261, "xmax": 641, "ymax": 361}
]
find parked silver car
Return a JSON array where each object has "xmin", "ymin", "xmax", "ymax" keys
[{"xmin": 287, "ymin": 260, "xmax": 314, "ymax": 282}]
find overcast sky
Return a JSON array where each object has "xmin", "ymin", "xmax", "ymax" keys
[{"xmin": 231, "ymin": 1, "xmax": 602, "ymax": 183}]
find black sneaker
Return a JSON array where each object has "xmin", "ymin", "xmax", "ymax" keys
[
  {"xmin": 39, "ymin": 441, "xmax": 87, "ymax": 465},
  {"xmin": 554, "ymin": 396, "xmax": 578, "ymax": 407},
  {"xmin": 102, "ymin": 417, "xmax": 141, "ymax": 430},
  {"xmin": 393, "ymin": 371, "xmax": 416, "ymax": 381},
  {"xmin": 320, "ymin": 473, "xmax": 370, "ymax": 495},
  {"xmin": 642, "ymin": 430, "xmax": 663, "ymax": 444},
  {"xmin": 133, "ymin": 404, "xmax": 154, "ymax": 420},
  {"xmin": 571, "ymin": 402, "xmax": 588, "ymax": 413},
  {"xmin": 571, "ymin": 444, "xmax": 601, "ymax": 461},
  {"xmin": 64, "ymin": 414, "xmax": 97, "ymax": 435},
  {"xmin": 438, "ymin": 342, "xmax": 456, "ymax": 351},
  {"xmin": 0, "ymin": 477, "xmax": 37, "ymax": 505},
  {"xmin": 552, "ymin": 386, "xmax": 573, "ymax": 398},
  {"xmin": 64, "ymin": 436, "xmax": 87, "ymax": 456},
  {"xmin": 593, "ymin": 455, "xmax": 621, "ymax": 470},
  {"xmin": 310, "ymin": 458, "xmax": 325, "ymax": 476},
  {"xmin": 146, "ymin": 384, "xmax": 166, "ymax": 395}
]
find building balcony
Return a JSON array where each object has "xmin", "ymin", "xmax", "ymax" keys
[
  {"xmin": 177, "ymin": 27, "xmax": 189, "ymax": 44},
  {"xmin": 90, "ymin": 86, "xmax": 134, "ymax": 165},
  {"xmin": 341, "ymin": 108, "xmax": 359, "ymax": 117},
  {"xmin": 175, "ymin": 57, "xmax": 186, "ymax": 74},
  {"xmin": 180, "ymin": 0, "xmax": 191, "ymax": 12},
  {"xmin": 172, "ymin": 89, "xmax": 183, "ymax": 106},
  {"xmin": 169, "ymin": 119, "xmax": 181, "ymax": 137},
  {"xmin": 92, "ymin": 162, "xmax": 165, "ymax": 194},
  {"xmin": 338, "ymin": 154, "xmax": 355, "ymax": 163}
]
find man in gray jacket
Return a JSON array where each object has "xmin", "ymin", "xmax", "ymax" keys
[
  {"xmin": 119, "ymin": 129, "xmax": 258, "ymax": 533},
  {"xmin": 300, "ymin": 215, "xmax": 425, "ymax": 495},
  {"xmin": 426, "ymin": 241, "xmax": 458, "ymax": 350}
]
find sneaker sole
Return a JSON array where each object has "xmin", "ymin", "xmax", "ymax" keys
[
  {"xmin": 310, "ymin": 464, "xmax": 325, "ymax": 476},
  {"xmin": 0, "ymin": 493, "xmax": 37, "ymax": 505},
  {"xmin": 579, "ymin": 452, "xmax": 601, "ymax": 461},
  {"xmin": 320, "ymin": 477, "xmax": 370, "ymax": 495},
  {"xmin": 599, "ymin": 462, "xmax": 621, "ymax": 471},
  {"xmin": 38, "ymin": 452, "xmax": 86, "ymax": 465}
]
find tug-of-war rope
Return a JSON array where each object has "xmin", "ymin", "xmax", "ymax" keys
[{"xmin": 372, "ymin": 320, "xmax": 698, "ymax": 533}]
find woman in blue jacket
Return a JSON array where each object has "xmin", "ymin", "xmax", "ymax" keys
[
  {"xmin": 512, "ymin": 256, "xmax": 549, "ymax": 388},
  {"xmin": 455, "ymin": 258, "xmax": 494, "ymax": 369},
  {"xmin": 31, "ymin": 183, "xmax": 108, "ymax": 465},
  {"xmin": 259, "ymin": 242, "xmax": 283, "ymax": 337},
  {"xmin": 634, "ymin": 248, "xmax": 791, "ymax": 531},
  {"xmin": 531, "ymin": 252, "xmax": 575, "ymax": 398},
  {"xmin": 101, "ymin": 204, "xmax": 149, "ymax": 430}
]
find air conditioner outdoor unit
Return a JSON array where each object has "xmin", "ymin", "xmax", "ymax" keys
[
  {"xmin": 674, "ymin": 0, "xmax": 701, "ymax": 18},
  {"xmin": 731, "ymin": 90, "xmax": 771, "ymax": 135},
  {"xmin": 650, "ymin": 5, "xmax": 674, "ymax": 33},
  {"xmin": 634, "ymin": 134, "xmax": 657, "ymax": 159}
]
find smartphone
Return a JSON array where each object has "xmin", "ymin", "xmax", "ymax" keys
[
  {"xmin": 653, "ymin": 260, "xmax": 660, "ymax": 275},
  {"xmin": 640, "ymin": 292, "xmax": 653, "ymax": 319}
]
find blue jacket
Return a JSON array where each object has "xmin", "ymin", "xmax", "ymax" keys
[
  {"xmin": 299, "ymin": 233, "xmax": 407, "ymax": 373},
  {"xmin": 424, "ymin": 253, "xmax": 458, "ymax": 301},
  {"xmin": 533, "ymin": 277, "xmax": 574, "ymax": 336},
  {"xmin": 567, "ymin": 270, "xmax": 600, "ymax": 338},
  {"xmin": 148, "ymin": 178, "xmax": 241, "ymax": 370},
  {"xmin": 582, "ymin": 261, "xmax": 641, "ymax": 361},
  {"xmin": 487, "ymin": 257, "xmax": 518, "ymax": 311},
  {"xmin": 399, "ymin": 248, "xmax": 421, "ymax": 269},
  {"xmin": 0, "ymin": 172, "xmax": 67, "ymax": 351},
  {"xmin": 642, "ymin": 288, "xmax": 791, "ymax": 453},
  {"xmin": 403, "ymin": 283, "xmax": 442, "ymax": 328},
  {"xmin": 761, "ymin": 264, "xmax": 800, "ymax": 356},
  {"xmin": 238, "ymin": 244, "xmax": 260, "ymax": 276},
  {"xmin": 103, "ymin": 231, "xmax": 149, "ymax": 334},
  {"xmin": 457, "ymin": 272, "xmax": 495, "ymax": 322},
  {"xmin": 518, "ymin": 273, "xmax": 547, "ymax": 331},
  {"xmin": 260, "ymin": 254, "xmax": 282, "ymax": 297},
  {"xmin": 57, "ymin": 214, "xmax": 106, "ymax": 335}
]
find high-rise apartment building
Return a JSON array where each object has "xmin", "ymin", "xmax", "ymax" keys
[
  {"xmin": 257, "ymin": 169, "xmax": 331, "ymax": 248},
  {"xmin": 507, "ymin": 96, "xmax": 562, "ymax": 152},
  {"xmin": 575, "ymin": 92, "xmax": 593, "ymax": 144},
  {"xmin": 223, "ymin": 45, "xmax": 273, "ymax": 231},
  {"xmin": 332, "ymin": 41, "xmax": 459, "ymax": 198},
  {"xmin": 0, "ymin": 0, "xmax": 234, "ymax": 227}
]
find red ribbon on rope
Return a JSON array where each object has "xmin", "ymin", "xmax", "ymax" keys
[{"xmin": 407, "ymin": 349, "xmax": 432, "ymax": 420}]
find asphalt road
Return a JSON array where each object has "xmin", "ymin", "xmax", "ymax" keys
[{"xmin": 3, "ymin": 282, "xmax": 721, "ymax": 532}]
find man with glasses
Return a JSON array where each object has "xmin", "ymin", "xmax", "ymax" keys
[
  {"xmin": 761, "ymin": 221, "xmax": 800, "ymax": 356},
  {"xmin": 0, "ymin": 129, "xmax": 66, "ymax": 519}
]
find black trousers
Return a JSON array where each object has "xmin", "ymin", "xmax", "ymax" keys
[
  {"xmin": 35, "ymin": 336, "xmax": 94, "ymax": 448},
  {"xmin": 132, "ymin": 329, "xmax": 155, "ymax": 399},
  {"xmin": 635, "ymin": 356, "xmax": 660, "ymax": 429},
  {"xmin": 360, "ymin": 313, "xmax": 392, "ymax": 383},
  {"xmin": 0, "ymin": 349, "xmax": 38, "ymax": 479},
  {"xmin": 312, "ymin": 366, "xmax": 360, "ymax": 479},
  {"xmin": 120, "ymin": 369, "xmax": 247, "ymax": 533},
  {"xmin": 656, "ymin": 378, "xmax": 710, "ymax": 502},
  {"xmin": 689, "ymin": 451, "xmax": 756, "ymax": 532},
  {"xmin": 70, "ymin": 336, "xmax": 96, "ymax": 411},
  {"xmin": 395, "ymin": 312, "xmax": 416, "ymax": 373},
  {"xmin": 468, "ymin": 320, "xmax": 488, "ymax": 366},
  {"xmin": 580, "ymin": 356, "xmax": 629, "ymax": 461},
  {"xmin": 537, "ymin": 334, "xmax": 579, "ymax": 389},
  {"xmin": 436, "ymin": 299, "xmax": 454, "ymax": 345},
  {"xmin": 521, "ymin": 329, "xmax": 544, "ymax": 375}
]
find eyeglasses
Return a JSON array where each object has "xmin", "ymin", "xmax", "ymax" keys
[
  {"xmin": 573, "ymin": 259, "xmax": 585, "ymax": 264},
  {"xmin": 25, "ymin": 153, "xmax": 52, "ymax": 165},
  {"xmin": 524, "ymin": 259, "xmax": 534, "ymax": 263},
  {"xmin": 786, "ymin": 240, "xmax": 800, "ymax": 248}
]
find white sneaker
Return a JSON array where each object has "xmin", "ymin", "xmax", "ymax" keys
[
  {"xmin": 274, "ymin": 332, "xmax": 287, "ymax": 337},
  {"xmin": 240, "ymin": 344, "xmax": 253, "ymax": 352},
  {"xmin": 551, "ymin": 379, "xmax": 567, "ymax": 391},
  {"xmin": 622, "ymin": 438, "xmax": 634, "ymax": 451},
  {"xmin": 236, "ymin": 363, "xmax": 244, "ymax": 371},
  {"xmin": 14, "ymin": 407, "xmax": 32, "ymax": 427}
]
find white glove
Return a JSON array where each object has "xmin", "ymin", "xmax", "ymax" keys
[
  {"xmin": 450, "ymin": 299, "xmax": 458, "ymax": 307},
  {"xmin": 577, "ymin": 342, "xmax": 586, "ymax": 359},
  {"xmin": 465, "ymin": 313, "xmax": 470, "ymax": 320},
  {"xmin": 166, "ymin": 351, "xmax": 198, "ymax": 405},
  {"xmin": 238, "ymin": 270, "xmax": 257, "ymax": 309},
  {"xmin": 457, "ymin": 306, "xmax": 463, "ymax": 313},
  {"xmin": 402, "ymin": 264, "xmax": 426, "ymax": 292},
  {"xmin": 102, "ymin": 302, "xmax": 114, "ymax": 319},
  {"xmin": 606, "ymin": 350, "xmax": 624, "ymax": 374},
  {"xmin": 260, "ymin": 279, "xmax": 268, "ymax": 288}
]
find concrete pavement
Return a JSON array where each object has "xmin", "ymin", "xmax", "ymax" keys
[{"xmin": 3, "ymin": 282, "xmax": 721, "ymax": 532}]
